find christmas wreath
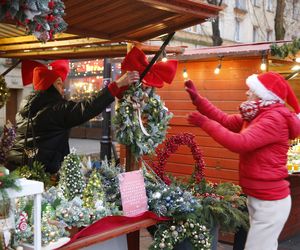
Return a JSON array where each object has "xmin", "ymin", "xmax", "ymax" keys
[
  {"xmin": 0, "ymin": 0, "xmax": 67, "ymax": 42},
  {"xmin": 152, "ymin": 133, "xmax": 205, "ymax": 185},
  {"xmin": 113, "ymin": 84, "xmax": 173, "ymax": 157}
]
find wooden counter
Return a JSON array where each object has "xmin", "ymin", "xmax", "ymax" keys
[{"xmin": 58, "ymin": 218, "xmax": 157, "ymax": 250}]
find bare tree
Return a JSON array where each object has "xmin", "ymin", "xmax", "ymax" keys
[
  {"xmin": 275, "ymin": 0, "xmax": 286, "ymax": 40},
  {"xmin": 207, "ymin": 0, "xmax": 223, "ymax": 46}
]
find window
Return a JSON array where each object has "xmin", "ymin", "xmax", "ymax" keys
[
  {"xmin": 266, "ymin": 0, "xmax": 273, "ymax": 11},
  {"xmin": 253, "ymin": 26, "xmax": 259, "ymax": 42},
  {"xmin": 253, "ymin": 0, "xmax": 260, "ymax": 7},
  {"xmin": 266, "ymin": 30, "xmax": 273, "ymax": 41},
  {"xmin": 235, "ymin": 0, "xmax": 246, "ymax": 10},
  {"xmin": 293, "ymin": 0, "xmax": 299, "ymax": 19},
  {"xmin": 235, "ymin": 18, "xmax": 241, "ymax": 41}
]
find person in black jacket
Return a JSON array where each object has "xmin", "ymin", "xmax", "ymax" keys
[{"xmin": 6, "ymin": 60, "xmax": 139, "ymax": 174}]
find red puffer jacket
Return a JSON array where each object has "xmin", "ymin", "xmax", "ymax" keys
[{"xmin": 196, "ymin": 98, "xmax": 300, "ymax": 200}]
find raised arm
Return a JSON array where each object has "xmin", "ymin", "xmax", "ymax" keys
[{"xmin": 185, "ymin": 80, "xmax": 243, "ymax": 132}]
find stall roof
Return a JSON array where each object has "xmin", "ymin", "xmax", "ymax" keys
[
  {"xmin": 178, "ymin": 41, "xmax": 288, "ymax": 60},
  {"xmin": 0, "ymin": 0, "xmax": 221, "ymax": 60},
  {"xmin": 177, "ymin": 41, "xmax": 300, "ymax": 79}
]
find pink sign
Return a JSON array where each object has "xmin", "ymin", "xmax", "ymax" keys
[{"xmin": 118, "ymin": 170, "xmax": 148, "ymax": 216}]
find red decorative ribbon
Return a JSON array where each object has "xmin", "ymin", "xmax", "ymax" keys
[{"xmin": 121, "ymin": 47, "xmax": 178, "ymax": 88}]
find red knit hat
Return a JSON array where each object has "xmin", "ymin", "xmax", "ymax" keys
[
  {"xmin": 246, "ymin": 71, "xmax": 300, "ymax": 115},
  {"xmin": 22, "ymin": 60, "xmax": 69, "ymax": 91}
]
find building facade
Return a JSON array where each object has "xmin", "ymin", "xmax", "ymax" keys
[{"xmin": 170, "ymin": 0, "xmax": 300, "ymax": 47}]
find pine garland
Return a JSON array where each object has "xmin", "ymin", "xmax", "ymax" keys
[
  {"xmin": 270, "ymin": 38, "xmax": 300, "ymax": 59},
  {"xmin": 189, "ymin": 179, "xmax": 249, "ymax": 232},
  {"xmin": 0, "ymin": 0, "xmax": 67, "ymax": 42},
  {"xmin": 149, "ymin": 219, "xmax": 211, "ymax": 250},
  {"xmin": 0, "ymin": 76, "xmax": 10, "ymax": 109}
]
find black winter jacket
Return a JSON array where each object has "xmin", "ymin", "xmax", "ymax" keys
[{"xmin": 7, "ymin": 85, "xmax": 114, "ymax": 173}]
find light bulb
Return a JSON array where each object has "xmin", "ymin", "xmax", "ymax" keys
[
  {"xmin": 291, "ymin": 65, "xmax": 300, "ymax": 71},
  {"xmin": 162, "ymin": 57, "xmax": 168, "ymax": 62},
  {"xmin": 296, "ymin": 57, "xmax": 300, "ymax": 63},
  {"xmin": 214, "ymin": 65, "xmax": 221, "ymax": 74},
  {"xmin": 183, "ymin": 68, "xmax": 188, "ymax": 79},
  {"xmin": 260, "ymin": 63, "xmax": 267, "ymax": 71}
]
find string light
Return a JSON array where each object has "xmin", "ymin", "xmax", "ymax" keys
[
  {"xmin": 260, "ymin": 51, "xmax": 267, "ymax": 71},
  {"xmin": 296, "ymin": 57, "xmax": 300, "ymax": 63},
  {"xmin": 183, "ymin": 67, "xmax": 188, "ymax": 79},
  {"xmin": 214, "ymin": 56, "xmax": 223, "ymax": 75},
  {"xmin": 162, "ymin": 50, "xmax": 168, "ymax": 62},
  {"xmin": 291, "ymin": 65, "xmax": 300, "ymax": 71}
]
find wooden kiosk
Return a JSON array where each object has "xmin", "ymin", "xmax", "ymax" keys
[
  {"xmin": 151, "ymin": 41, "xmax": 300, "ymax": 241},
  {"xmin": 0, "ymin": 1, "xmax": 221, "ymax": 249}
]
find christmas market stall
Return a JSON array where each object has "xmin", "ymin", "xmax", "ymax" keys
[{"xmin": 142, "ymin": 40, "xmax": 300, "ymax": 243}]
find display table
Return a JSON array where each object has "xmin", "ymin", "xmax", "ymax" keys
[
  {"xmin": 58, "ymin": 211, "xmax": 168, "ymax": 250},
  {"xmin": 0, "ymin": 179, "xmax": 44, "ymax": 250}
]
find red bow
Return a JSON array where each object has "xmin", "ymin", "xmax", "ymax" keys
[{"xmin": 121, "ymin": 47, "xmax": 178, "ymax": 88}]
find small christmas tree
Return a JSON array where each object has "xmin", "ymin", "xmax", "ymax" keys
[
  {"xmin": 82, "ymin": 169, "xmax": 105, "ymax": 209},
  {"xmin": 58, "ymin": 151, "xmax": 85, "ymax": 200}
]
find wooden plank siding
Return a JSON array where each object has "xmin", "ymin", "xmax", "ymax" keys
[{"xmin": 121, "ymin": 57, "xmax": 290, "ymax": 184}]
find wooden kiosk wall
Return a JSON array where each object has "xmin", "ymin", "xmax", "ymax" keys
[{"xmin": 156, "ymin": 57, "xmax": 261, "ymax": 184}]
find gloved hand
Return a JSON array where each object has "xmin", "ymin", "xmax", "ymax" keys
[
  {"xmin": 116, "ymin": 71, "xmax": 140, "ymax": 88},
  {"xmin": 185, "ymin": 80, "xmax": 202, "ymax": 108},
  {"xmin": 110, "ymin": 71, "xmax": 140, "ymax": 99},
  {"xmin": 187, "ymin": 111, "xmax": 208, "ymax": 128}
]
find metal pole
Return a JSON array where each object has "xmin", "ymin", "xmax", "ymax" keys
[{"xmin": 100, "ymin": 58, "xmax": 112, "ymax": 161}]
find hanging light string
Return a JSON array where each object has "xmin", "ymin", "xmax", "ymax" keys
[
  {"xmin": 260, "ymin": 50, "xmax": 267, "ymax": 71},
  {"xmin": 214, "ymin": 56, "xmax": 223, "ymax": 75},
  {"xmin": 183, "ymin": 66, "xmax": 188, "ymax": 80}
]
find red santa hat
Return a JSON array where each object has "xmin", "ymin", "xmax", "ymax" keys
[
  {"xmin": 246, "ymin": 71, "xmax": 300, "ymax": 116},
  {"xmin": 22, "ymin": 60, "xmax": 69, "ymax": 91}
]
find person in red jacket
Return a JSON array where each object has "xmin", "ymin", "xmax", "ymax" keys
[{"xmin": 185, "ymin": 71, "xmax": 300, "ymax": 250}]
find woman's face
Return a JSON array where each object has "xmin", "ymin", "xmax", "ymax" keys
[{"xmin": 53, "ymin": 77, "xmax": 64, "ymax": 96}]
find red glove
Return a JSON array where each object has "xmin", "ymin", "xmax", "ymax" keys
[
  {"xmin": 185, "ymin": 80, "xmax": 202, "ymax": 108},
  {"xmin": 187, "ymin": 111, "xmax": 208, "ymax": 128}
]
